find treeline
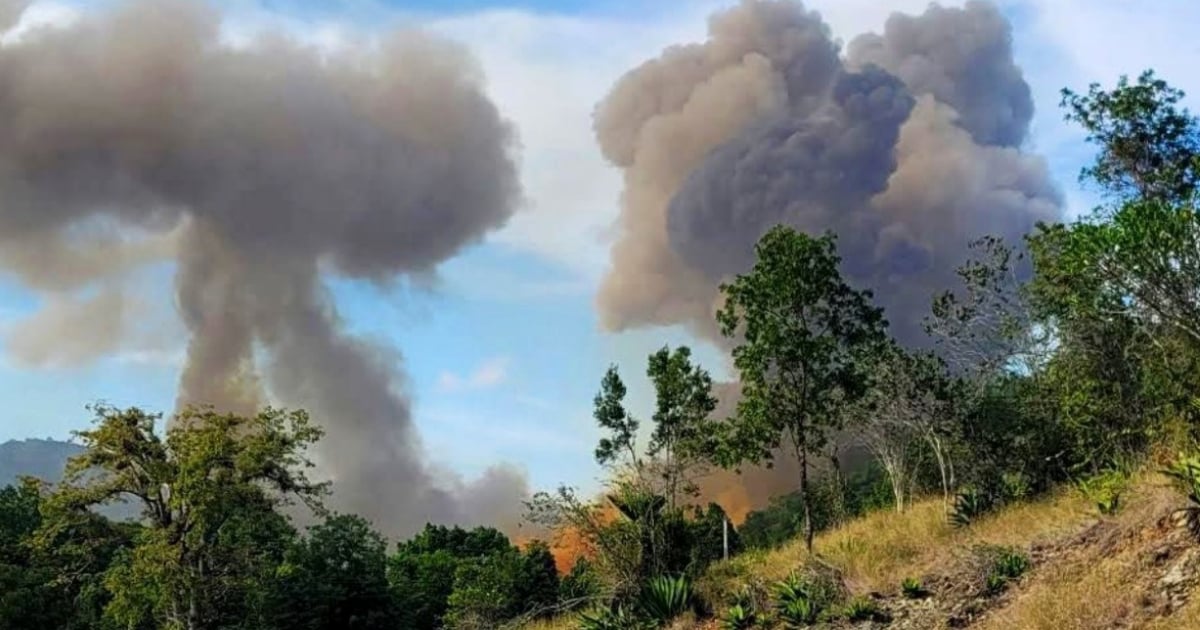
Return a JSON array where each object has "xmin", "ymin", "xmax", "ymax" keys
[
  {"xmin": 4, "ymin": 69, "xmax": 1200, "ymax": 630},
  {"xmin": 0, "ymin": 405, "xmax": 577, "ymax": 629}
]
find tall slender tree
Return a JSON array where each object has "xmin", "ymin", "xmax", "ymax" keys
[{"xmin": 713, "ymin": 226, "xmax": 887, "ymax": 552}]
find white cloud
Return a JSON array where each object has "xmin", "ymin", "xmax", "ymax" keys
[
  {"xmin": 1, "ymin": 1, "xmax": 79, "ymax": 46},
  {"xmin": 437, "ymin": 356, "xmax": 511, "ymax": 393}
]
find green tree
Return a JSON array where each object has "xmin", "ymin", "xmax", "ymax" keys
[
  {"xmin": 713, "ymin": 226, "xmax": 887, "ymax": 552},
  {"xmin": 36, "ymin": 405, "xmax": 326, "ymax": 630},
  {"xmin": 265, "ymin": 514, "xmax": 397, "ymax": 629},
  {"xmin": 387, "ymin": 524, "xmax": 514, "ymax": 630},
  {"xmin": 593, "ymin": 366, "xmax": 642, "ymax": 476},
  {"xmin": 1061, "ymin": 70, "xmax": 1200, "ymax": 204},
  {"xmin": 646, "ymin": 346, "xmax": 717, "ymax": 510}
]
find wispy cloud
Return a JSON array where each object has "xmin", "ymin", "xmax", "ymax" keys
[{"xmin": 437, "ymin": 356, "xmax": 511, "ymax": 393}]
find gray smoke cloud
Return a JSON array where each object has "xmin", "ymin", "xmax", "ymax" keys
[
  {"xmin": 0, "ymin": 0, "xmax": 526, "ymax": 537},
  {"xmin": 595, "ymin": 0, "xmax": 1061, "ymax": 344}
]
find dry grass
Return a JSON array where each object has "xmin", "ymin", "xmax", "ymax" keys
[
  {"xmin": 700, "ymin": 484, "xmax": 1094, "ymax": 605},
  {"xmin": 976, "ymin": 474, "xmax": 1181, "ymax": 630},
  {"xmin": 523, "ymin": 472, "xmax": 1197, "ymax": 629}
]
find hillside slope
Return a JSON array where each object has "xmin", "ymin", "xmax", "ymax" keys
[
  {"xmin": 0, "ymin": 438, "xmax": 83, "ymax": 486},
  {"xmin": 529, "ymin": 472, "xmax": 1200, "ymax": 629}
]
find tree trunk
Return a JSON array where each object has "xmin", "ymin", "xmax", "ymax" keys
[
  {"xmin": 800, "ymin": 444, "xmax": 813, "ymax": 553},
  {"xmin": 828, "ymin": 449, "xmax": 845, "ymax": 525}
]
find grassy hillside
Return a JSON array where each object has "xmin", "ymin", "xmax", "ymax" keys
[{"xmin": 526, "ymin": 469, "xmax": 1200, "ymax": 629}]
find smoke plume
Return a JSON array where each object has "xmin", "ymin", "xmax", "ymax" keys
[
  {"xmin": 0, "ymin": 0, "xmax": 526, "ymax": 537},
  {"xmin": 594, "ymin": 0, "xmax": 1061, "ymax": 344}
]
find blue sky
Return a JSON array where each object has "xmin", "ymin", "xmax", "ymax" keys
[{"xmin": 0, "ymin": 0, "xmax": 1197, "ymax": 497}]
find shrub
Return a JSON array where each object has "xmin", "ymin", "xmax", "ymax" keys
[
  {"xmin": 1076, "ymin": 468, "xmax": 1128, "ymax": 515},
  {"xmin": 638, "ymin": 575, "xmax": 692, "ymax": 624},
  {"xmin": 901, "ymin": 577, "xmax": 926, "ymax": 599},
  {"xmin": 559, "ymin": 558, "xmax": 602, "ymax": 611},
  {"xmin": 985, "ymin": 547, "xmax": 1030, "ymax": 594},
  {"xmin": 772, "ymin": 572, "xmax": 838, "ymax": 627}
]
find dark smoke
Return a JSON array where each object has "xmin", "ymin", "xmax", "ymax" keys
[
  {"xmin": 595, "ymin": 0, "xmax": 1061, "ymax": 344},
  {"xmin": 0, "ymin": 0, "xmax": 526, "ymax": 537}
]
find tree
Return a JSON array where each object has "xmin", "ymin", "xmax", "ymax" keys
[
  {"xmin": 387, "ymin": 524, "xmax": 514, "ymax": 630},
  {"xmin": 713, "ymin": 226, "xmax": 887, "ymax": 552},
  {"xmin": 593, "ymin": 366, "xmax": 642, "ymax": 478},
  {"xmin": 646, "ymin": 345, "xmax": 717, "ymax": 509},
  {"xmin": 849, "ymin": 345, "xmax": 957, "ymax": 513},
  {"xmin": 37, "ymin": 405, "xmax": 326, "ymax": 630},
  {"xmin": 1046, "ymin": 73, "xmax": 1200, "ymax": 352},
  {"xmin": 1062, "ymin": 70, "xmax": 1200, "ymax": 205},
  {"xmin": 442, "ymin": 541, "xmax": 558, "ymax": 629},
  {"xmin": 925, "ymin": 235, "xmax": 1047, "ymax": 386},
  {"xmin": 265, "ymin": 514, "xmax": 398, "ymax": 630}
]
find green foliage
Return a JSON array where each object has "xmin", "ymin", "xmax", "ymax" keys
[
  {"xmin": 842, "ymin": 595, "xmax": 880, "ymax": 622},
  {"xmin": 1076, "ymin": 468, "xmax": 1129, "ymax": 515},
  {"xmin": 1061, "ymin": 70, "xmax": 1200, "ymax": 204},
  {"xmin": 720, "ymin": 602, "xmax": 757, "ymax": 630},
  {"xmin": 714, "ymin": 227, "xmax": 887, "ymax": 552},
  {"xmin": 387, "ymin": 523, "xmax": 519, "ymax": 630},
  {"xmin": 984, "ymin": 547, "xmax": 1030, "ymax": 594},
  {"xmin": 577, "ymin": 604, "xmax": 655, "ymax": 630},
  {"xmin": 771, "ymin": 572, "xmax": 839, "ymax": 628},
  {"xmin": 559, "ymin": 558, "xmax": 602, "ymax": 610},
  {"xmin": 901, "ymin": 577, "xmax": 926, "ymax": 599},
  {"xmin": 646, "ymin": 345, "xmax": 718, "ymax": 507},
  {"xmin": 951, "ymin": 487, "xmax": 993, "ymax": 528},
  {"xmin": 264, "ymin": 514, "xmax": 396, "ymax": 629},
  {"xmin": 638, "ymin": 575, "xmax": 693, "ymax": 624},
  {"xmin": 34, "ymin": 405, "xmax": 326, "ymax": 630},
  {"xmin": 1163, "ymin": 453, "xmax": 1200, "ymax": 539},
  {"xmin": 740, "ymin": 465, "xmax": 891, "ymax": 550},
  {"xmin": 594, "ymin": 366, "xmax": 639, "ymax": 469}
]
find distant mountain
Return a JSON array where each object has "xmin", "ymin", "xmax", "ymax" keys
[
  {"xmin": 0, "ymin": 438, "xmax": 138, "ymax": 521},
  {"xmin": 0, "ymin": 437, "xmax": 84, "ymax": 486}
]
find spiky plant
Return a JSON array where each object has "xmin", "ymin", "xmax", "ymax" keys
[
  {"xmin": 1164, "ymin": 452, "xmax": 1200, "ymax": 539},
  {"xmin": 638, "ymin": 575, "xmax": 692, "ymax": 624}
]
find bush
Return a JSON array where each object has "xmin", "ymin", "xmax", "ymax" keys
[
  {"xmin": 559, "ymin": 558, "xmax": 602, "ymax": 610},
  {"xmin": 984, "ymin": 547, "xmax": 1030, "ymax": 594},
  {"xmin": 638, "ymin": 575, "xmax": 692, "ymax": 624},
  {"xmin": 1076, "ymin": 468, "xmax": 1128, "ymax": 515},
  {"xmin": 772, "ymin": 572, "xmax": 839, "ymax": 627}
]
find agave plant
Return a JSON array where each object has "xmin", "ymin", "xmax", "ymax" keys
[
  {"xmin": 577, "ymin": 604, "xmax": 654, "ymax": 630},
  {"xmin": 773, "ymin": 573, "xmax": 821, "ymax": 627},
  {"xmin": 638, "ymin": 575, "xmax": 693, "ymax": 624},
  {"xmin": 842, "ymin": 595, "xmax": 880, "ymax": 622},
  {"xmin": 900, "ymin": 576, "xmax": 926, "ymax": 599},
  {"xmin": 720, "ymin": 603, "xmax": 756, "ymax": 630},
  {"xmin": 1164, "ymin": 452, "xmax": 1200, "ymax": 539},
  {"xmin": 951, "ymin": 487, "xmax": 991, "ymax": 527}
]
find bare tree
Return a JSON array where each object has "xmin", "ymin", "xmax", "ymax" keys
[{"xmin": 851, "ymin": 345, "xmax": 958, "ymax": 513}]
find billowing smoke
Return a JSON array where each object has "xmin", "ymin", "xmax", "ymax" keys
[
  {"xmin": 594, "ymin": 0, "xmax": 1061, "ymax": 344},
  {"xmin": 0, "ymin": 0, "xmax": 527, "ymax": 537}
]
